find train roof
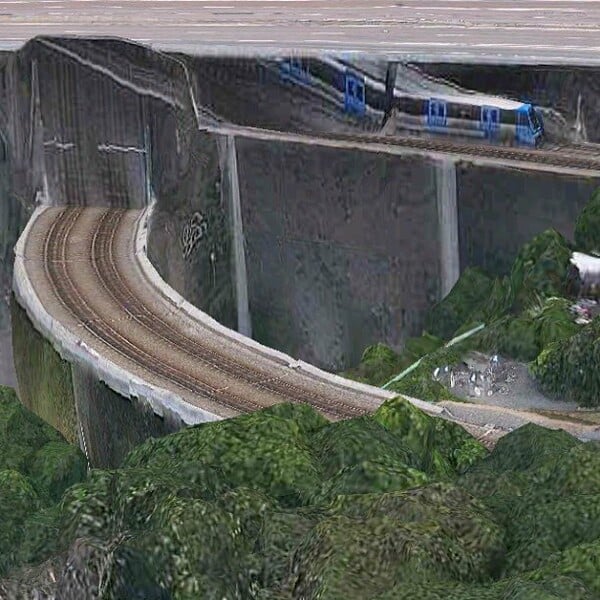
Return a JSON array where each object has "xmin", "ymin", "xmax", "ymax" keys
[
  {"xmin": 399, "ymin": 92, "xmax": 529, "ymax": 111},
  {"xmin": 315, "ymin": 57, "xmax": 531, "ymax": 111}
]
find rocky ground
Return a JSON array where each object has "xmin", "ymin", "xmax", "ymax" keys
[
  {"xmin": 445, "ymin": 351, "xmax": 576, "ymax": 413},
  {"xmin": 433, "ymin": 350, "xmax": 600, "ymax": 447}
]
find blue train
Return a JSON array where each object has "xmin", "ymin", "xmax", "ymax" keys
[{"xmin": 277, "ymin": 57, "xmax": 544, "ymax": 147}]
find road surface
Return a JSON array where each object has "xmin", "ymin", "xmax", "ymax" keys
[{"xmin": 1, "ymin": 0, "xmax": 600, "ymax": 64}]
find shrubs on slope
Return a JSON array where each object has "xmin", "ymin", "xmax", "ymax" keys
[
  {"xmin": 508, "ymin": 229, "xmax": 574, "ymax": 313},
  {"xmin": 530, "ymin": 316, "xmax": 600, "ymax": 406},
  {"xmin": 4, "ymin": 393, "xmax": 600, "ymax": 598},
  {"xmin": 425, "ymin": 267, "xmax": 494, "ymax": 340},
  {"xmin": 0, "ymin": 386, "xmax": 87, "ymax": 576},
  {"xmin": 373, "ymin": 396, "xmax": 487, "ymax": 476}
]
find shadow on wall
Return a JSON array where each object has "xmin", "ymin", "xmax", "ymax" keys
[
  {"xmin": 457, "ymin": 164, "xmax": 600, "ymax": 276},
  {"xmin": 235, "ymin": 137, "xmax": 443, "ymax": 372}
]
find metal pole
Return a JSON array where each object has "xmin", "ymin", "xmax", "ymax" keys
[{"xmin": 383, "ymin": 61, "xmax": 398, "ymax": 127}]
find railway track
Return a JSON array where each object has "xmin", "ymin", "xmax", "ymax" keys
[
  {"xmin": 42, "ymin": 206, "xmax": 370, "ymax": 421},
  {"xmin": 35, "ymin": 39, "xmax": 600, "ymax": 175},
  {"xmin": 208, "ymin": 121, "xmax": 600, "ymax": 173},
  {"xmin": 19, "ymin": 183, "xmax": 600, "ymax": 453}
]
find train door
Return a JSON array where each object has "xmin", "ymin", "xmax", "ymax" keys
[
  {"xmin": 344, "ymin": 72, "xmax": 366, "ymax": 116},
  {"xmin": 427, "ymin": 99, "xmax": 447, "ymax": 128},
  {"xmin": 515, "ymin": 107, "xmax": 534, "ymax": 145},
  {"xmin": 481, "ymin": 106, "xmax": 500, "ymax": 138}
]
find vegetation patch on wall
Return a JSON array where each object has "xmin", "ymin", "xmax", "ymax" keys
[{"xmin": 10, "ymin": 297, "xmax": 78, "ymax": 444}]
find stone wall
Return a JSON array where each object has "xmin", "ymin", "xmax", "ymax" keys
[
  {"xmin": 11, "ymin": 297, "xmax": 78, "ymax": 444},
  {"xmin": 71, "ymin": 362, "xmax": 181, "ymax": 468}
]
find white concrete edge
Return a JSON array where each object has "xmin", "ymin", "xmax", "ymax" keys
[
  {"xmin": 13, "ymin": 206, "xmax": 221, "ymax": 427},
  {"xmin": 135, "ymin": 200, "xmax": 445, "ymax": 417},
  {"xmin": 12, "ymin": 201, "xmax": 445, "ymax": 430}
]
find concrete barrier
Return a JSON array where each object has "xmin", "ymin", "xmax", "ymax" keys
[{"xmin": 136, "ymin": 198, "xmax": 446, "ymax": 416}]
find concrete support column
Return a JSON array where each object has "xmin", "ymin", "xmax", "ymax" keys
[
  {"xmin": 435, "ymin": 158, "xmax": 460, "ymax": 298},
  {"xmin": 226, "ymin": 134, "xmax": 252, "ymax": 337}
]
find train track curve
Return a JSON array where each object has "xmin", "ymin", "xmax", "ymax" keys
[
  {"xmin": 17, "ymin": 202, "xmax": 600, "ymax": 451},
  {"xmin": 19, "ymin": 205, "xmax": 406, "ymax": 424}
]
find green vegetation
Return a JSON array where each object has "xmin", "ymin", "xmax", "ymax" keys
[
  {"xmin": 574, "ymin": 188, "xmax": 600, "ymax": 256},
  {"xmin": 530, "ymin": 316, "xmax": 600, "ymax": 407},
  {"xmin": 10, "ymin": 298, "xmax": 78, "ymax": 443},
  {"xmin": 3, "ymin": 392, "xmax": 600, "ymax": 598},
  {"xmin": 348, "ymin": 188, "xmax": 600, "ymax": 408},
  {"xmin": 0, "ymin": 385, "xmax": 86, "ymax": 575}
]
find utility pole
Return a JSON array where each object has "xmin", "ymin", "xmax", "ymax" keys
[{"xmin": 383, "ymin": 61, "xmax": 398, "ymax": 128}]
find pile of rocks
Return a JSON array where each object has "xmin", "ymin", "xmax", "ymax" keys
[
  {"xmin": 432, "ymin": 352, "xmax": 518, "ymax": 400},
  {"xmin": 569, "ymin": 298, "xmax": 599, "ymax": 325}
]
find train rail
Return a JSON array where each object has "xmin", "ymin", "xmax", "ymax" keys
[
  {"xmin": 204, "ymin": 121, "xmax": 600, "ymax": 174},
  {"xmin": 34, "ymin": 206, "xmax": 380, "ymax": 422},
  {"xmin": 19, "ymin": 205, "xmax": 600, "ymax": 449},
  {"xmin": 33, "ymin": 38, "xmax": 600, "ymax": 175}
]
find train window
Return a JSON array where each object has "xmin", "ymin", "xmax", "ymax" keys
[
  {"xmin": 481, "ymin": 106, "xmax": 500, "ymax": 133},
  {"xmin": 503, "ymin": 110, "xmax": 516, "ymax": 125},
  {"xmin": 355, "ymin": 82, "xmax": 365, "ymax": 102},
  {"xmin": 280, "ymin": 57, "xmax": 310, "ymax": 84},
  {"xmin": 344, "ymin": 73, "xmax": 366, "ymax": 115}
]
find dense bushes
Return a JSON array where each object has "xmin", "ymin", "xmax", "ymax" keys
[
  {"xmin": 530, "ymin": 315, "xmax": 600, "ymax": 407},
  {"xmin": 4, "ymin": 395, "xmax": 600, "ymax": 598},
  {"xmin": 425, "ymin": 267, "xmax": 494, "ymax": 340},
  {"xmin": 0, "ymin": 386, "xmax": 87, "ymax": 575}
]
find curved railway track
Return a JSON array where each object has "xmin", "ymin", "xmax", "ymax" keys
[{"xmin": 41, "ymin": 206, "xmax": 370, "ymax": 421}]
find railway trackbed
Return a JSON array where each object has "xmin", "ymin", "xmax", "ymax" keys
[
  {"xmin": 203, "ymin": 121, "xmax": 600, "ymax": 174},
  {"xmin": 18, "ymin": 205, "xmax": 600, "ymax": 446},
  {"xmin": 31, "ymin": 206, "xmax": 384, "ymax": 422}
]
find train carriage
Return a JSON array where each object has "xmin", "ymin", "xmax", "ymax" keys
[{"xmin": 276, "ymin": 57, "xmax": 544, "ymax": 147}]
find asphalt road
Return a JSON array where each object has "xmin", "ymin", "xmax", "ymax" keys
[{"xmin": 1, "ymin": 0, "xmax": 600, "ymax": 64}]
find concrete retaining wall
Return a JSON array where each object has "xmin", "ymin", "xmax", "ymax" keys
[
  {"xmin": 235, "ymin": 137, "xmax": 444, "ymax": 371},
  {"xmin": 456, "ymin": 163, "xmax": 600, "ymax": 275}
]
